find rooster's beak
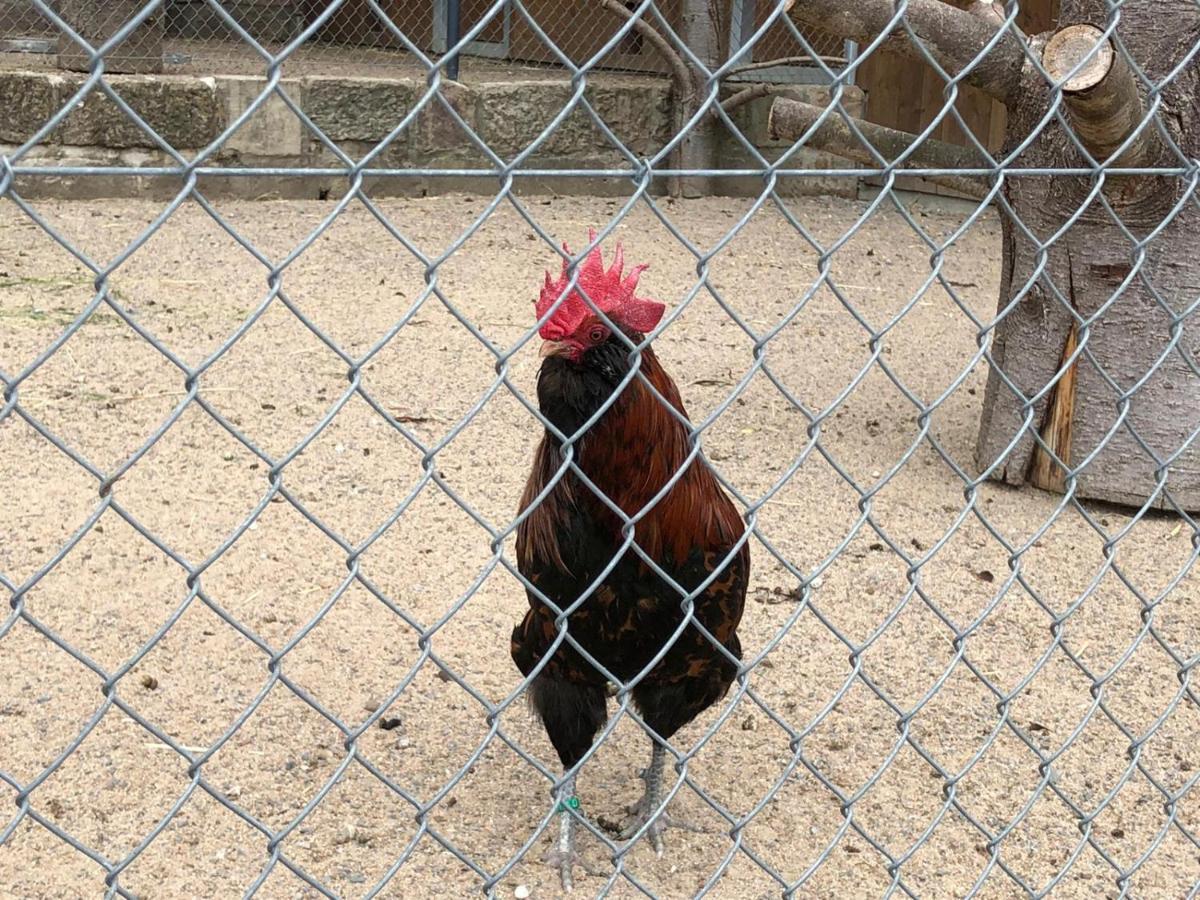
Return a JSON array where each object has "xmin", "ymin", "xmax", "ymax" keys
[{"xmin": 539, "ymin": 340, "xmax": 570, "ymax": 358}]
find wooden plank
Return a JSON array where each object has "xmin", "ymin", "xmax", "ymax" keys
[
  {"xmin": 850, "ymin": 8, "xmax": 1042, "ymax": 199},
  {"xmin": 508, "ymin": 0, "xmax": 679, "ymax": 72},
  {"xmin": 462, "ymin": 0, "xmax": 505, "ymax": 45},
  {"xmin": 308, "ymin": 0, "xmax": 435, "ymax": 51},
  {"xmin": 850, "ymin": 0, "xmax": 1059, "ymax": 198}
]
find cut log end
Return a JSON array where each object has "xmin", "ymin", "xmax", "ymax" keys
[
  {"xmin": 1027, "ymin": 321, "xmax": 1079, "ymax": 494},
  {"xmin": 1041, "ymin": 23, "xmax": 1158, "ymax": 169},
  {"xmin": 1043, "ymin": 25, "xmax": 1114, "ymax": 93}
]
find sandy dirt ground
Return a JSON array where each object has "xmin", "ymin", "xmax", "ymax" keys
[{"xmin": 1, "ymin": 191, "xmax": 1199, "ymax": 899}]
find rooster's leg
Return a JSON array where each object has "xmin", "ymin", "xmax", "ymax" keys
[
  {"xmin": 619, "ymin": 742, "xmax": 704, "ymax": 855},
  {"xmin": 541, "ymin": 775, "xmax": 601, "ymax": 891},
  {"xmin": 529, "ymin": 677, "xmax": 607, "ymax": 890}
]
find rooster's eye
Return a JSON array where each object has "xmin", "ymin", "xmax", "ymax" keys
[{"xmin": 588, "ymin": 325, "xmax": 608, "ymax": 344}]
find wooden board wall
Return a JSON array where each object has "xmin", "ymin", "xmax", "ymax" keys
[
  {"xmin": 855, "ymin": 0, "xmax": 1059, "ymax": 194},
  {"xmin": 306, "ymin": 0, "xmax": 436, "ymax": 50},
  {"xmin": 508, "ymin": 0, "xmax": 680, "ymax": 73}
]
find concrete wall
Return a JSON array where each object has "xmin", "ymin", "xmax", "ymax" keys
[{"xmin": 0, "ymin": 69, "xmax": 862, "ymax": 199}]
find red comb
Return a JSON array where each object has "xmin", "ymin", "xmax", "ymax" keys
[{"xmin": 535, "ymin": 229, "xmax": 665, "ymax": 341}]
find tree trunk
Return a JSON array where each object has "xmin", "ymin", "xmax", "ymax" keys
[
  {"xmin": 975, "ymin": 0, "xmax": 1200, "ymax": 508},
  {"xmin": 784, "ymin": 0, "xmax": 1200, "ymax": 508},
  {"xmin": 57, "ymin": 0, "xmax": 164, "ymax": 74},
  {"xmin": 789, "ymin": 0, "xmax": 1026, "ymax": 101}
]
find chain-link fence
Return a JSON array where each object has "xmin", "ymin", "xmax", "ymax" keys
[
  {"xmin": 0, "ymin": 1, "xmax": 849, "ymax": 80},
  {"xmin": 4, "ymin": 0, "xmax": 1200, "ymax": 897}
]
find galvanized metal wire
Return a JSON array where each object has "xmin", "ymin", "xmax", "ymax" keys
[
  {"xmin": 2, "ymin": 1, "xmax": 1200, "ymax": 898},
  {"xmin": 0, "ymin": 1, "xmax": 844, "ymax": 77}
]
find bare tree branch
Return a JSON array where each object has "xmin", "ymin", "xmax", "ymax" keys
[
  {"xmin": 936, "ymin": 0, "xmax": 1019, "ymax": 34},
  {"xmin": 788, "ymin": 0, "xmax": 1026, "ymax": 102},
  {"xmin": 719, "ymin": 83, "xmax": 777, "ymax": 115},
  {"xmin": 768, "ymin": 96, "xmax": 990, "ymax": 198},
  {"xmin": 1042, "ymin": 24, "xmax": 1159, "ymax": 169},
  {"xmin": 724, "ymin": 55, "xmax": 847, "ymax": 78},
  {"xmin": 598, "ymin": 0, "xmax": 701, "ymax": 196},
  {"xmin": 598, "ymin": 0, "xmax": 697, "ymax": 103}
]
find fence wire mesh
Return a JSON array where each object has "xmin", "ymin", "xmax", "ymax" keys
[
  {"xmin": 0, "ymin": 1, "xmax": 846, "ymax": 78},
  {"xmin": 2, "ymin": 0, "xmax": 1200, "ymax": 898}
]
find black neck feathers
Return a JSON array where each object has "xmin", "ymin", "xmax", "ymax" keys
[{"xmin": 536, "ymin": 337, "xmax": 638, "ymax": 440}]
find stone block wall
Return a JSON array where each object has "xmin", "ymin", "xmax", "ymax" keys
[{"xmin": 0, "ymin": 69, "xmax": 862, "ymax": 199}]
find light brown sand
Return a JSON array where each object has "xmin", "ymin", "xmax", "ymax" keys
[{"xmin": 1, "ymin": 193, "xmax": 1197, "ymax": 898}]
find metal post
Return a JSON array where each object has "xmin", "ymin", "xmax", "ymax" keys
[
  {"xmin": 679, "ymin": 0, "xmax": 720, "ymax": 196},
  {"xmin": 844, "ymin": 39, "xmax": 858, "ymax": 87},
  {"xmin": 728, "ymin": 0, "xmax": 757, "ymax": 66},
  {"xmin": 445, "ymin": 0, "xmax": 462, "ymax": 80}
]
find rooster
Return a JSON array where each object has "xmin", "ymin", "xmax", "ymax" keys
[{"xmin": 511, "ymin": 232, "xmax": 749, "ymax": 889}]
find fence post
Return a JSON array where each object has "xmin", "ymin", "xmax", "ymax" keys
[
  {"xmin": 727, "ymin": 0, "xmax": 756, "ymax": 62},
  {"xmin": 57, "ymin": 0, "xmax": 164, "ymax": 74},
  {"xmin": 678, "ymin": 0, "xmax": 719, "ymax": 196},
  {"xmin": 445, "ymin": 0, "xmax": 462, "ymax": 80}
]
